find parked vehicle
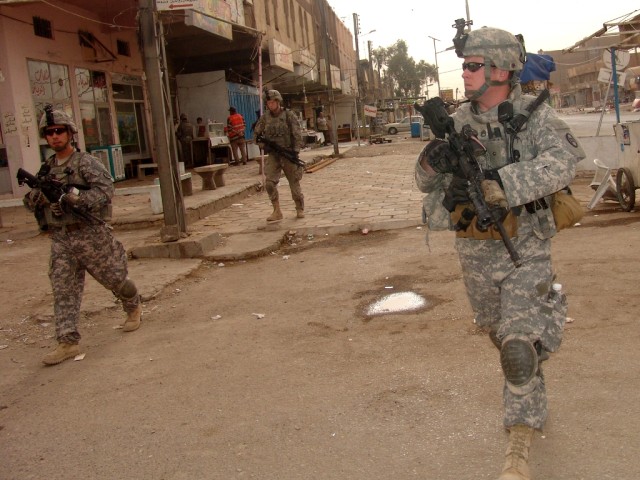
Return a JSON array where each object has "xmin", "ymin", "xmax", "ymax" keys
[{"xmin": 383, "ymin": 116, "xmax": 423, "ymax": 135}]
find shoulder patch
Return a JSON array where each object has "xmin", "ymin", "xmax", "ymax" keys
[{"xmin": 565, "ymin": 132, "xmax": 578, "ymax": 148}]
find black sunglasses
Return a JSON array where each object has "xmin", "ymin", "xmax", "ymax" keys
[
  {"xmin": 44, "ymin": 127, "xmax": 67, "ymax": 136},
  {"xmin": 462, "ymin": 62, "xmax": 486, "ymax": 73}
]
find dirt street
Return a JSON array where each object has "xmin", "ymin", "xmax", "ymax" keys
[{"xmin": 1, "ymin": 140, "xmax": 640, "ymax": 480}]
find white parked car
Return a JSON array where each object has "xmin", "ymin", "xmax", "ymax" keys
[{"xmin": 383, "ymin": 116, "xmax": 424, "ymax": 135}]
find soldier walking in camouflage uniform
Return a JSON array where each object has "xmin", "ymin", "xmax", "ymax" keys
[
  {"xmin": 415, "ymin": 26, "xmax": 585, "ymax": 479},
  {"xmin": 23, "ymin": 107, "xmax": 142, "ymax": 366},
  {"xmin": 253, "ymin": 89, "xmax": 305, "ymax": 221}
]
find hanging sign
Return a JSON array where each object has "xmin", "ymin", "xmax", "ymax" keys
[
  {"xmin": 156, "ymin": 0, "xmax": 201, "ymax": 11},
  {"xmin": 363, "ymin": 105, "xmax": 377, "ymax": 117}
]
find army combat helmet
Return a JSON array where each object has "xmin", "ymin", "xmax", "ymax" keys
[
  {"xmin": 452, "ymin": 21, "xmax": 525, "ymax": 100},
  {"xmin": 38, "ymin": 104, "xmax": 79, "ymax": 138},
  {"xmin": 264, "ymin": 89, "xmax": 283, "ymax": 102}
]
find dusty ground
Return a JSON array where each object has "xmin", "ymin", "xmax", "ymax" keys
[{"xmin": 1, "ymin": 139, "xmax": 640, "ymax": 479}]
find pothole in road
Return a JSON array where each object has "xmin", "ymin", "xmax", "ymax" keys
[{"xmin": 366, "ymin": 291, "xmax": 430, "ymax": 316}]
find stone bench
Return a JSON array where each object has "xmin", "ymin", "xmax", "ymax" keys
[
  {"xmin": 137, "ymin": 163, "xmax": 158, "ymax": 180},
  {"xmin": 193, "ymin": 164, "xmax": 229, "ymax": 190},
  {"xmin": 115, "ymin": 184, "xmax": 163, "ymax": 214},
  {"xmin": 154, "ymin": 172, "xmax": 193, "ymax": 196}
]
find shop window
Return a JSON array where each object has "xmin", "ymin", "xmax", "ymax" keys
[
  {"xmin": 27, "ymin": 60, "xmax": 73, "ymax": 159},
  {"xmin": 76, "ymin": 68, "xmax": 113, "ymax": 149},
  {"xmin": 113, "ymin": 81, "xmax": 148, "ymax": 157}
]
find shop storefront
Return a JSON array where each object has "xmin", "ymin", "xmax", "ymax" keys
[{"xmin": 0, "ymin": 2, "xmax": 146, "ymax": 196}]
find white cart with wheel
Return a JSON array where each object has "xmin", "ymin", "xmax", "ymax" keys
[{"xmin": 613, "ymin": 121, "xmax": 640, "ymax": 211}]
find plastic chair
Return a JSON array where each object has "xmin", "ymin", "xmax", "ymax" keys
[{"xmin": 587, "ymin": 158, "xmax": 617, "ymax": 209}]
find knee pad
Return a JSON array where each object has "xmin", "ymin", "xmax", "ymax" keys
[
  {"xmin": 114, "ymin": 277, "xmax": 138, "ymax": 301},
  {"xmin": 500, "ymin": 335, "xmax": 539, "ymax": 395}
]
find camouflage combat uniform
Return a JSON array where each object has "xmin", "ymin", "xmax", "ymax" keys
[
  {"xmin": 30, "ymin": 151, "xmax": 140, "ymax": 345},
  {"xmin": 253, "ymin": 108, "xmax": 305, "ymax": 210},
  {"xmin": 415, "ymin": 84, "xmax": 585, "ymax": 429}
]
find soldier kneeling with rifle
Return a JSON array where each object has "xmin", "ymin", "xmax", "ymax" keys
[{"xmin": 20, "ymin": 105, "xmax": 142, "ymax": 366}]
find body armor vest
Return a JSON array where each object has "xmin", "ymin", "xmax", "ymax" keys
[{"xmin": 43, "ymin": 152, "xmax": 112, "ymax": 227}]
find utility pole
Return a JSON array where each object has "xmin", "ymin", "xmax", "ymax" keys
[
  {"xmin": 139, "ymin": 0, "xmax": 186, "ymax": 242},
  {"xmin": 318, "ymin": 0, "xmax": 338, "ymax": 155},
  {"xmin": 353, "ymin": 13, "xmax": 363, "ymax": 145},
  {"xmin": 428, "ymin": 36, "xmax": 441, "ymax": 98}
]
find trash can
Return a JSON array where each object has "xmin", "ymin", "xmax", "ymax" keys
[
  {"xmin": 411, "ymin": 122, "xmax": 421, "ymax": 138},
  {"xmin": 421, "ymin": 125, "xmax": 432, "ymax": 141}
]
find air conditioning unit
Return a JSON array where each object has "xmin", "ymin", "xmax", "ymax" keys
[{"xmin": 89, "ymin": 145, "xmax": 125, "ymax": 181}]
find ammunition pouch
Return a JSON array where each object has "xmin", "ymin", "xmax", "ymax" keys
[{"xmin": 451, "ymin": 203, "xmax": 518, "ymax": 240}]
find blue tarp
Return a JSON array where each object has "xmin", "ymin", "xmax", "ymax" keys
[{"xmin": 520, "ymin": 53, "xmax": 556, "ymax": 82}]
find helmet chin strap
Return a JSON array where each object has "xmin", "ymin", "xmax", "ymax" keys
[
  {"xmin": 465, "ymin": 58, "xmax": 511, "ymax": 100},
  {"xmin": 465, "ymin": 83, "xmax": 489, "ymax": 101}
]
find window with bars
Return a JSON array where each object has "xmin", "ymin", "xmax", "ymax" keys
[
  {"xmin": 117, "ymin": 40, "xmax": 131, "ymax": 57},
  {"xmin": 33, "ymin": 16, "xmax": 53, "ymax": 39}
]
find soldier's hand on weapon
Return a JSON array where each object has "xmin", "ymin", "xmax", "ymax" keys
[
  {"xmin": 421, "ymin": 139, "xmax": 460, "ymax": 175},
  {"xmin": 50, "ymin": 202, "xmax": 64, "ymax": 217},
  {"xmin": 443, "ymin": 175, "xmax": 471, "ymax": 213},
  {"xmin": 481, "ymin": 169, "xmax": 508, "ymax": 208},
  {"xmin": 26, "ymin": 189, "xmax": 48, "ymax": 208},
  {"xmin": 60, "ymin": 192, "xmax": 81, "ymax": 208},
  {"xmin": 449, "ymin": 176, "xmax": 471, "ymax": 204},
  {"xmin": 481, "ymin": 179, "xmax": 508, "ymax": 209}
]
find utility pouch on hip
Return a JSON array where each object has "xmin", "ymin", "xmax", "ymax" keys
[{"xmin": 551, "ymin": 188, "xmax": 583, "ymax": 231}]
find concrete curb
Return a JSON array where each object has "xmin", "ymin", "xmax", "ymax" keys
[
  {"xmin": 129, "ymin": 231, "xmax": 223, "ymax": 259},
  {"xmin": 112, "ymin": 182, "xmax": 262, "ymax": 231}
]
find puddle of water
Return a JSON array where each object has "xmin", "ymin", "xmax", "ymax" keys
[{"xmin": 366, "ymin": 291, "xmax": 428, "ymax": 316}]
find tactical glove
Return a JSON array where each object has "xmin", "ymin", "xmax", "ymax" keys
[
  {"xmin": 50, "ymin": 202, "xmax": 64, "ymax": 217},
  {"xmin": 61, "ymin": 192, "xmax": 81, "ymax": 208},
  {"xmin": 443, "ymin": 175, "xmax": 471, "ymax": 212},
  {"xmin": 419, "ymin": 139, "xmax": 460, "ymax": 175},
  {"xmin": 481, "ymin": 179, "xmax": 508, "ymax": 208},
  {"xmin": 25, "ymin": 189, "xmax": 47, "ymax": 208},
  {"xmin": 448, "ymin": 175, "xmax": 470, "ymax": 204},
  {"xmin": 483, "ymin": 169, "xmax": 504, "ymax": 187}
]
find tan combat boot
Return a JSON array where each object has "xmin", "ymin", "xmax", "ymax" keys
[
  {"xmin": 122, "ymin": 304, "xmax": 142, "ymax": 332},
  {"xmin": 498, "ymin": 424, "xmax": 535, "ymax": 480},
  {"xmin": 42, "ymin": 342, "xmax": 81, "ymax": 366},
  {"xmin": 296, "ymin": 208, "xmax": 305, "ymax": 218},
  {"xmin": 267, "ymin": 200, "xmax": 283, "ymax": 222}
]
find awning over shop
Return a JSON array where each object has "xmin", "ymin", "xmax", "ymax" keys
[{"xmin": 564, "ymin": 10, "xmax": 640, "ymax": 52}]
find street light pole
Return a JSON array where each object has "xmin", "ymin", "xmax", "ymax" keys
[{"xmin": 428, "ymin": 35, "xmax": 441, "ymax": 98}]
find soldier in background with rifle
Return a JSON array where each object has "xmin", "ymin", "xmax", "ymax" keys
[
  {"xmin": 253, "ymin": 89, "xmax": 305, "ymax": 222},
  {"xmin": 414, "ymin": 23, "xmax": 585, "ymax": 480},
  {"xmin": 21, "ymin": 106, "xmax": 142, "ymax": 366}
]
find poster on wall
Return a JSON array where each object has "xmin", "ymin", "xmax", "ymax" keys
[{"xmin": 117, "ymin": 111, "xmax": 139, "ymax": 146}]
